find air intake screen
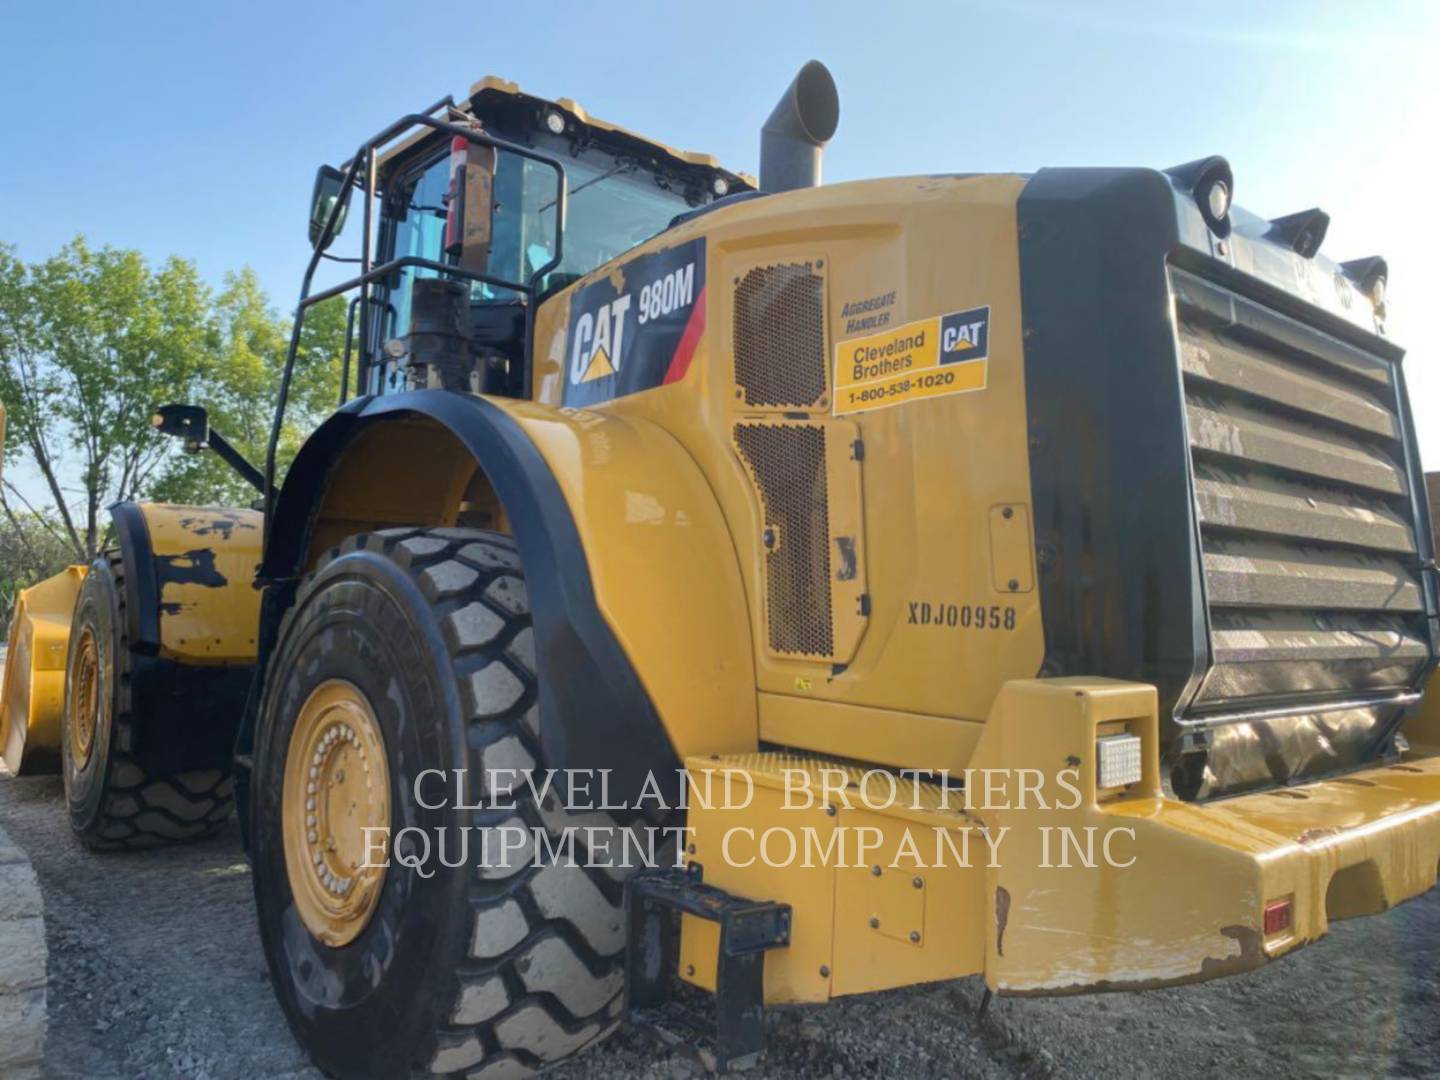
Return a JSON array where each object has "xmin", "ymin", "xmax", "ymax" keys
[
  {"xmin": 735, "ymin": 423, "xmax": 834, "ymax": 657},
  {"xmin": 733, "ymin": 262, "xmax": 827, "ymax": 408}
]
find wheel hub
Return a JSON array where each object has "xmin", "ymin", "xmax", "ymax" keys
[
  {"xmin": 68, "ymin": 627, "xmax": 100, "ymax": 768},
  {"xmin": 282, "ymin": 680, "xmax": 391, "ymax": 947}
]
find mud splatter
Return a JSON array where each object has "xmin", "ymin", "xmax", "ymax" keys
[
  {"xmin": 177, "ymin": 512, "xmax": 258, "ymax": 541},
  {"xmin": 995, "ymin": 886, "xmax": 1011, "ymax": 957},
  {"xmin": 1199, "ymin": 924, "xmax": 1263, "ymax": 979},
  {"xmin": 155, "ymin": 549, "xmax": 227, "ymax": 589}
]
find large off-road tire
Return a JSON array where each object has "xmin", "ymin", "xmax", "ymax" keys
[
  {"xmin": 253, "ymin": 528, "xmax": 651, "ymax": 1079},
  {"xmin": 62, "ymin": 554, "xmax": 235, "ymax": 850}
]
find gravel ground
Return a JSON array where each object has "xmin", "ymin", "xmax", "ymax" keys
[{"xmin": 0, "ymin": 770, "xmax": 1436, "ymax": 1080}]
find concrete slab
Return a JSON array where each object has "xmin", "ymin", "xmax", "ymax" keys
[{"xmin": 0, "ymin": 817, "xmax": 46, "ymax": 1078}]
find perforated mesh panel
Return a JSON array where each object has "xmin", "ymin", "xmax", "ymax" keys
[
  {"xmin": 733, "ymin": 263, "xmax": 827, "ymax": 408},
  {"xmin": 734, "ymin": 423, "xmax": 834, "ymax": 657}
]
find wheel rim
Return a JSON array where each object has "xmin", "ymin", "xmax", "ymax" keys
[
  {"xmin": 282, "ymin": 679, "xmax": 391, "ymax": 947},
  {"xmin": 68, "ymin": 627, "xmax": 100, "ymax": 768}
]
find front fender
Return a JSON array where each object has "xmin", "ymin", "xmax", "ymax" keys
[
  {"xmin": 260, "ymin": 390, "xmax": 757, "ymax": 804},
  {"xmin": 111, "ymin": 502, "xmax": 263, "ymax": 664}
]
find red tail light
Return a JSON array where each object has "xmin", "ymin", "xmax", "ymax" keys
[{"xmin": 1263, "ymin": 897, "xmax": 1292, "ymax": 936}]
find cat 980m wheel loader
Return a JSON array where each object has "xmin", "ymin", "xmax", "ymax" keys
[{"xmin": 4, "ymin": 61, "xmax": 1440, "ymax": 1077}]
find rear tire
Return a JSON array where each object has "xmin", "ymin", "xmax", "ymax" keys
[
  {"xmin": 252, "ymin": 528, "xmax": 652, "ymax": 1079},
  {"xmin": 62, "ymin": 554, "xmax": 235, "ymax": 850}
]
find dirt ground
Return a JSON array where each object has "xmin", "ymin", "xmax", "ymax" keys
[{"xmin": 0, "ymin": 770, "xmax": 1436, "ymax": 1080}]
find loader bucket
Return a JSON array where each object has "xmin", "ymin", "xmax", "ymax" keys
[{"xmin": 1, "ymin": 564, "xmax": 87, "ymax": 774}]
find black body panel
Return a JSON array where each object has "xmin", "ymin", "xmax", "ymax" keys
[
  {"xmin": 1017, "ymin": 167, "xmax": 1210, "ymax": 726},
  {"xmin": 1016, "ymin": 166, "xmax": 1439, "ymax": 798}
]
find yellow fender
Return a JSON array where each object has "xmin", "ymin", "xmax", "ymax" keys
[
  {"xmin": 0, "ymin": 502, "xmax": 262, "ymax": 776},
  {"xmin": 110, "ymin": 502, "xmax": 262, "ymax": 664},
  {"xmin": 1, "ymin": 565, "xmax": 87, "ymax": 773}
]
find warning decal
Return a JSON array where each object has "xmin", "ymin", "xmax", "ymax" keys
[{"xmin": 833, "ymin": 305, "xmax": 990, "ymax": 416}]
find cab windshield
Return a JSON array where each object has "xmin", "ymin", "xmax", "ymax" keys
[{"xmin": 387, "ymin": 140, "xmax": 702, "ymax": 333}]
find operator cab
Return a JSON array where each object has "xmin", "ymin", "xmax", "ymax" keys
[{"xmin": 352, "ymin": 77, "xmax": 749, "ymax": 399}]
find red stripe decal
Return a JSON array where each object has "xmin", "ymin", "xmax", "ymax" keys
[{"xmin": 662, "ymin": 285, "xmax": 707, "ymax": 385}]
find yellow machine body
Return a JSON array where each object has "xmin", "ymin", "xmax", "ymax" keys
[
  {"xmin": 290, "ymin": 143, "xmax": 1440, "ymax": 1002},
  {"xmin": 0, "ymin": 503, "xmax": 261, "ymax": 774},
  {"xmin": 301, "ymin": 172, "xmax": 1047, "ymax": 797},
  {"xmin": 525, "ymin": 174, "xmax": 1044, "ymax": 772}
]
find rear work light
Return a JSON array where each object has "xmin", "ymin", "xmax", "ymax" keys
[
  {"xmin": 1095, "ymin": 733, "xmax": 1143, "ymax": 789},
  {"xmin": 1263, "ymin": 897, "xmax": 1293, "ymax": 936}
]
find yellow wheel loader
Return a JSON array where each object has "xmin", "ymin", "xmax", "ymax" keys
[{"xmin": 4, "ymin": 62, "xmax": 1440, "ymax": 1077}]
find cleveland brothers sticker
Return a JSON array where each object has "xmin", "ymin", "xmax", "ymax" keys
[{"xmin": 834, "ymin": 305, "xmax": 990, "ymax": 416}]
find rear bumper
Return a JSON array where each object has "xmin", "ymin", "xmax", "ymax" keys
[
  {"xmin": 678, "ymin": 679, "xmax": 1440, "ymax": 1003},
  {"xmin": 1109, "ymin": 749, "xmax": 1440, "ymax": 962},
  {"xmin": 972, "ymin": 679, "xmax": 1440, "ymax": 994}
]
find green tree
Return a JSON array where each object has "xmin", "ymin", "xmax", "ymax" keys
[
  {"xmin": 0, "ymin": 239, "xmax": 348, "ymax": 565},
  {"xmin": 150, "ymin": 270, "xmax": 346, "ymax": 506},
  {"xmin": 0, "ymin": 505, "xmax": 74, "ymax": 622},
  {"xmin": 0, "ymin": 237, "xmax": 211, "ymax": 560}
]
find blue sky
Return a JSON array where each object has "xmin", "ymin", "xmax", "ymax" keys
[{"xmin": 2, "ymin": 0, "xmax": 1438, "ymax": 463}]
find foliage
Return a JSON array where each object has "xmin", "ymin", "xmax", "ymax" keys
[
  {"xmin": 149, "ymin": 270, "xmax": 346, "ymax": 507},
  {"xmin": 0, "ymin": 507, "xmax": 74, "ymax": 623},
  {"xmin": 0, "ymin": 237, "xmax": 347, "ymax": 577},
  {"xmin": 0, "ymin": 238, "xmax": 211, "ymax": 559}
]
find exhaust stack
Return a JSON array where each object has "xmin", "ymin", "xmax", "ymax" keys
[{"xmin": 759, "ymin": 60, "xmax": 839, "ymax": 193}]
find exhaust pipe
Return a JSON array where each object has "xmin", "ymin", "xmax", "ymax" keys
[{"xmin": 760, "ymin": 60, "xmax": 840, "ymax": 193}]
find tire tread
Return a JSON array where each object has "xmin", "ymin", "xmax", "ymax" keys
[
  {"xmin": 300, "ymin": 529, "xmax": 638, "ymax": 1077},
  {"xmin": 71, "ymin": 552, "xmax": 234, "ymax": 851}
]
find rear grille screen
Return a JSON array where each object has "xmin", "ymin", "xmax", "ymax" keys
[
  {"xmin": 734, "ymin": 422, "xmax": 834, "ymax": 657},
  {"xmin": 733, "ymin": 262, "xmax": 827, "ymax": 408},
  {"xmin": 1173, "ymin": 268, "xmax": 1429, "ymax": 712}
]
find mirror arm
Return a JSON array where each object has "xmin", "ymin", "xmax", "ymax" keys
[
  {"xmin": 206, "ymin": 428, "xmax": 268, "ymax": 496},
  {"xmin": 153, "ymin": 404, "xmax": 268, "ymax": 496}
]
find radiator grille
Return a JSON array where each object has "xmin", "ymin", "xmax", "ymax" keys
[
  {"xmin": 733, "ymin": 263, "xmax": 827, "ymax": 408},
  {"xmin": 734, "ymin": 422, "xmax": 834, "ymax": 657},
  {"xmin": 1173, "ymin": 268, "xmax": 1430, "ymax": 713}
]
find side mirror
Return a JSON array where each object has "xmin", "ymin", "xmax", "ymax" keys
[
  {"xmin": 152, "ymin": 403, "xmax": 267, "ymax": 494},
  {"xmin": 309, "ymin": 165, "xmax": 350, "ymax": 250},
  {"xmin": 152, "ymin": 403, "xmax": 209, "ymax": 452}
]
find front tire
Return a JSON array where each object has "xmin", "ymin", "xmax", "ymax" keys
[
  {"xmin": 62, "ymin": 554, "xmax": 235, "ymax": 850},
  {"xmin": 252, "ymin": 528, "xmax": 644, "ymax": 1079}
]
